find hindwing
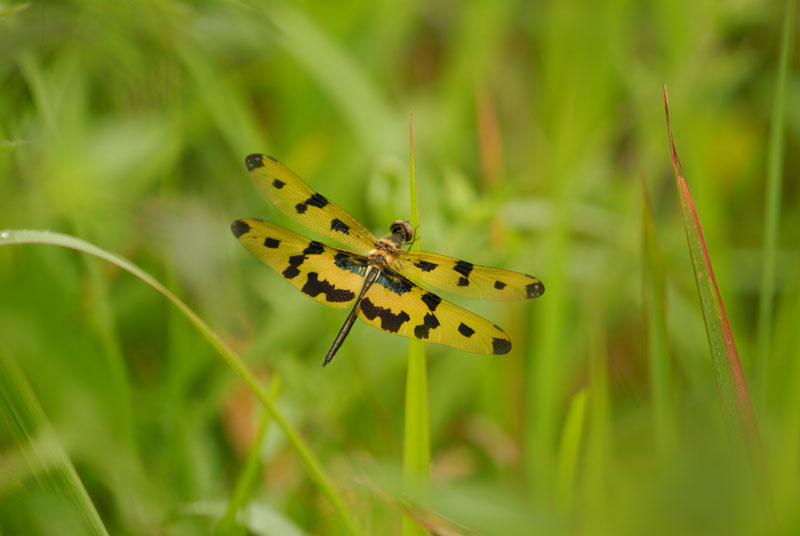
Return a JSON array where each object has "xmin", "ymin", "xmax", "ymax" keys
[
  {"xmin": 357, "ymin": 268, "xmax": 513, "ymax": 355},
  {"xmin": 232, "ymin": 218, "xmax": 368, "ymax": 309}
]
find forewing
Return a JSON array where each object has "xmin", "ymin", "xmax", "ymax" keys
[
  {"xmin": 245, "ymin": 154, "xmax": 378, "ymax": 252},
  {"xmin": 232, "ymin": 218, "xmax": 369, "ymax": 309},
  {"xmin": 357, "ymin": 269, "xmax": 513, "ymax": 354},
  {"xmin": 395, "ymin": 250, "xmax": 544, "ymax": 301}
]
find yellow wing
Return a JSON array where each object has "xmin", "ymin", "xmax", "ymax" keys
[
  {"xmin": 393, "ymin": 250, "xmax": 544, "ymax": 301},
  {"xmin": 245, "ymin": 154, "xmax": 378, "ymax": 252},
  {"xmin": 357, "ymin": 268, "xmax": 513, "ymax": 354},
  {"xmin": 232, "ymin": 218, "xmax": 369, "ymax": 309}
]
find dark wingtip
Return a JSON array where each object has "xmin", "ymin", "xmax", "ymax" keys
[
  {"xmin": 231, "ymin": 219, "xmax": 251, "ymax": 238},
  {"xmin": 526, "ymin": 280, "xmax": 545, "ymax": 299},
  {"xmin": 492, "ymin": 338, "xmax": 512, "ymax": 355},
  {"xmin": 245, "ymin": 154, "xmax": 265, "ymax": 171}
]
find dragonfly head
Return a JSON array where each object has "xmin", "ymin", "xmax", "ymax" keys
[{"xmin": 390, "ymin": 220, "xmax": 414, "ymax": 245}]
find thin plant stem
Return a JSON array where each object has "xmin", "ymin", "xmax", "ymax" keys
[{"xmin": 402, "ymin": 113, "xmax": 431, "ymax": 536}]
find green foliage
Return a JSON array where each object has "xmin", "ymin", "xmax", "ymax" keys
[
  {"xmin": 1, "ymin": 1, "xmax": 799, "ymax": 534},
  {"xmin": 0, "ymin": 229, "xmax": 361, "ymax": 535},
  {"xmin": 0, "ymin": 352, "xmax": 110, "ymax": 536}
]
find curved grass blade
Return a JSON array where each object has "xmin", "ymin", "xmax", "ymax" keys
[
  {"xmin": 402, "ymin": 112, "xmax": 431, "ymax": 536},
  {"xmin": 0, "ymin": 352, "xmax": 110, "ymax": 536},
  {"xmin": 662, "ymin": 87, "xmax": 767, "ymax": 484},
  {"xmin": 0, "ymin": 229, "xmax": 363, "ymax": 536},
  {"xmin": 757, "ymin": 0, "xmax": 796, "ymax": 405}
]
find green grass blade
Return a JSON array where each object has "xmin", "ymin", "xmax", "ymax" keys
[
  {"xmin": 757, "ymin": 0, "xmax": 796, "ymax": 406},
  {"xmin": 402, "ymin": 113, "xmax": 430, "ymax": 536},
  {"xmin": 662, "ymin": 87, "xmax": 767, "ymax": 487},
  {"xmin": 0, "ymin": 229, "xmax": 363, "ymax": 536},
  {"xmin": 554, "ymin": 388, "xmax": 586, "ymax": 511},
  {"xmin": 642, "ymin": 179, "xmax": 677, "ymax": 455},
  {"xmin": 583, "ymin": 300, "xmax": 611, "ymax": 528},
  {"xmin": 0, "ymin": 352, "xmax": 110, "ymax": 536}
]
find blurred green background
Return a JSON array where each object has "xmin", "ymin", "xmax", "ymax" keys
[{"xmin": 1, "ymin": 0, "xmax": 799, "ymax": 534}]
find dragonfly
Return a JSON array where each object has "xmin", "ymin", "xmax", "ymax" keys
[{"xmin": 231, "ymin": 154, "xmax": 544, "ymax": 366}]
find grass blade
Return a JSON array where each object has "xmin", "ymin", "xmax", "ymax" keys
[
  {"xmin": 0, "ymin": 229, "xmax": 363, "ymax": 536},
  {"xmin": 583, "ymin": 300, "xmax": 610, "ymax": 528},
  {"xmin": 662, "ymin": 87, "xmax": 767, "ymax": 481},
  {"xmin": 757, "ymin": 0, "xmax": 795, "ymax": 405},
  {"xmin": 554, "ymin": 388, "xmax": 586, "ymax": 511},
  {"xmin": 402, "ymin": 112, "xmax": 431, "ymax": 536},
  {"xmin": 642, "ymin": 179, "xmax": 677, "ymax": 455},
  {"xmin": 0, "ymin": 352, "xmax": 110, "ymax": 536}
]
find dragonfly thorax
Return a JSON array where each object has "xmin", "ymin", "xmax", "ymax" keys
[
  {"xmin": 368, "ymin": 220, "xmax": 412, "ymax": 267},
  {"xmin": 368, "ymin": 239, "xmax": 401, "ymax": 268}
]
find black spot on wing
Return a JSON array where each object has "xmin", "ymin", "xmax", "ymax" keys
[
  {"xmin": 494, "ymin": 280, "xmax": 507, "ymax": 290},
  {"xmin": 272, "ymin": 179, "xmax": 285, "ymax": 189},
  {"xmin": 492, "ymin": 338, "xmax": 512, "ymax": 355},
  {"xmin": 414, "ymin": 313, "xmax": 440, "ymax": 339},
  {"xmin": 245, "ymin": 154, "xmax": 264, "ymax": 171},
  {"xmin": 458, "ymin": 322, "xmax": 475, "ymax": 338},
  {"xmin": 526, "ymin": 280, "xmax": 545, "ymax": 298},
  {"xmin": 454, "ymin": 261, "xmax": 473, "ymax": 287},
  {"xmin": 283, "ymin": 266, "xmax": 301, "ymax": 279},
  {"xmin": 301, "ymin": 272, "xmax": 355, "ymax": 303},
  {"xmin": 330, "ymin": 218, "xmax": 350, "ymax": 234},
  {"xmin": 305, "ymin": 193, "xmax": 329, "ymax": 208},
  {"xmin": 377, "ymin": 272, "xmax": 412, "ymax": 295},
  {"xmin": 454, "ymin": 260, "xmax": 474, "ymax": 278},
  {"xmin": 421, "ymin": 292, "xmax": 441, "ymax": 312},
  {"xmin": 360, "ymin": 298, "xmax": 410, "ymax": 333},
  {"xmin": 231, "ymin": 220, "xmax": 251, "ymax": 238},
  {"xmin": 414, "ymin": 260, "xmax": 438, "ymax": 272},
  {"xmin": 302, "ymin": 241, "xmax": 325, "ymax": 255},
  {"xmin": 294, "ymin": 193, "xmax": 328, "ymax": 215},
  {"xmin": 282, "ymin": 255, "xmax": 305, "ymax": 279},
  {"xmin": 334, "ymin": 252, "xmax": 368, "ymax": 275},
  {"xmin": 263, "ymin": 237, "xmax": 280, "ymax": 248},
  {"xmin": 266, "ymin": 155, "xmax": 278, "ymax": 162}
]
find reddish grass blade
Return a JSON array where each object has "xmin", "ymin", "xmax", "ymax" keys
[
  {"xmin": 662, "ymin": 86, "xmax": 766, "ymax": 471},
  {"xmin": 475, "ymin": 85, "xmax": 504, "ymax": 189}
]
